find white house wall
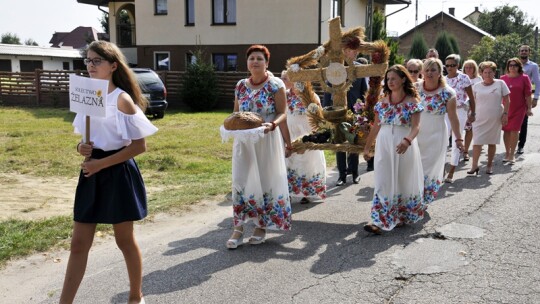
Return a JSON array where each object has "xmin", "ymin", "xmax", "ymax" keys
[
  {"xmin": 133, "ymin": 0, "xmax": 320, "ymax": 45},
  {"xmin": 108, "ymin": 0, "xmax": 383, "ymax": 46},
  {"xmin": 0, "ymin": 55, "xmax": 72, "ymax": 72}
]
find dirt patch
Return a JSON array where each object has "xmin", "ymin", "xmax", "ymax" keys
[{"xmin": 0, "ymin": 173, "xmax": 78, "ymax": 221}]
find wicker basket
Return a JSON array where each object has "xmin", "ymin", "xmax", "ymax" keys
[{"xmin": 322, "ymin": 106, "xmax": 347, "ymax": 123}]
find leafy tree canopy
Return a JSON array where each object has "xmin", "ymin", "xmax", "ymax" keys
[
  {"xmin": 469, "ymin": 33, "xmax": 522, "ymax": 74},
  {"xmin": 24, "ymin": 39, "xmax": 38, "ymax": 46},
  {"xmin": 1, "ymin": 32, "xmax": 22, "ymax": 45},
  {"xmin": 476, "ymin": 5, "xmax": 536, "ymax": 45},
  {"xmin": 370, "ymin": 10, "xmax": 405, "ymax": 65}
]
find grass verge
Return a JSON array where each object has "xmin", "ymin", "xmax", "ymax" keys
[{"xmin": 0, "ymin": 106, "xmax": 336, "ymax": 266}]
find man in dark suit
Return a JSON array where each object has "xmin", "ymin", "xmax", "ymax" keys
[{"xmin": 323, "ymin": 47, "xmax": 368, "ymax": 186}]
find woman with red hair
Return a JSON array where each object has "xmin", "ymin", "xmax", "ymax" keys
[{"xmin": 226, "ymin": 45, "xmax": 292, "ymax": 249}]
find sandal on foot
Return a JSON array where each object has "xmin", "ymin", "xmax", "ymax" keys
[
  {"xmin": 300, "ymin": 197, "xmax": 311, "ymax": 204},
  {"xmin": 363, "ymin": 224, "xmax": 382, "ymax": 235},
  {"xmin": 444, "ymin": 177, "xmax": 453, "ymax": 183},
  {"xmin": 502, "ymin": 159, "xmax": 509, "ymax": 163},
  {"xmin": 249, "ymin": 229, "xmax": 266, "ymax": 245},
  {"xmin": 226, "ymin": 229, "xmax": 244, "ymax": 249},
  {"xmin": 463, "ymin": 154, "xmax": 470, "ymax": 161}
]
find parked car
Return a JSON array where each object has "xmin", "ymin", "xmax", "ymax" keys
[{"xmin": 131, "ymin": 68, "xmax": 168, "ymax": 119}]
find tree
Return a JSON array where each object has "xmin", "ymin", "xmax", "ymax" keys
[
  {"xmin": 475, "ymin": 5, "xmax": 536, "ymax": 45},
  {"xmin": 371, "ymin": 10, "xmax": 405, "ymax": 65},
  {"xmin": 181, "ymin": 49, "xmax": 219, "ymax": 111},
  {"xmin": 469, "ymin": 33, "xmax": 522, "ymax": 74},
  {"xmin": 1, "ymin": 32, "xmax": 21, "ymax": 44},
  {"xmin": 100, "ymin": 12, "xmax": 109, "ymax": 34},
  {"xmin": 434, "ymin": 31, "xmax": 455, "ymax": 61},
  {"xmin": 448, "ymin": 34, "xmax": 460, "ymax": 58},
  {"xmin": 24, "ymin": 39, "xmax": 38, "ymax": 46},
  {"xmin": 408, "ymin": 32, "xmax": 428, "ymax": 60}
]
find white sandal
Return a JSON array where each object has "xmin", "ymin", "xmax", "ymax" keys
[
  {"xmin": 226, "ymin": 229, "xmax": 244, "ymax": 249},
  {"xmin": 248, "ymin": 229, "xmax": 266, "ymax": 245}
]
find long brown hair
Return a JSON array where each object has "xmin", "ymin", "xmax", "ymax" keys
[
  {"xmin": 383, "ymin": 64, "xmax": 419, "ymax": 99},
  {"xmin": 84, "ymin": 41, "xmax": 148, "ymax": 111}
]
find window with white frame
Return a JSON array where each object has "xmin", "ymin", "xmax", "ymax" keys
[{"xmin": 212, "ymin": 0, "xmax": 236, "ymax": 25}]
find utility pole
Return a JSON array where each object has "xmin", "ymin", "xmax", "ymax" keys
[{"xmin": 415, "ymin": 0, "xmax": 418, "ymax": 27}]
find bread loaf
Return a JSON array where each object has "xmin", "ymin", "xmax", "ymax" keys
[{"xmin": 223, "ymin": 112, "xmax": 265, "ymax": 130}]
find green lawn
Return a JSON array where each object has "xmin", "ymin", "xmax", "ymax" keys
[{"xmin": 0, "ymin": 106, "xmax": 336, "ymax": 265}]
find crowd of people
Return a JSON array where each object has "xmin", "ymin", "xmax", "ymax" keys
[
  {"xmin": 60, "ymin": 40, "xmax": 538, "ymax": 302},
  {"xmin": 225, "ymin": 43, "xmax": 538, "ymax": 240}
]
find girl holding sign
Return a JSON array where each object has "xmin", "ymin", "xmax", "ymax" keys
[{"xmin": 60, "ymin": 41, "xmax": 157, "ymax": 304}]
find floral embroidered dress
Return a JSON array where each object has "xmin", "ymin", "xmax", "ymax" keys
[
  {"xmin": 416, "ymin": 81, "xmax": 456, "ymax": 204},
  {"xmin": 370, "ymin": 100, "xmax": 425, "ymax": 231},
  {"xmin": 232, "ymin": 77, "xmax": 291, "ymax": 230},
  {"xmin": 285, "ymin": 90, "xmax": 326, "ymax": 201},
  {"xmin": 445, "ymin": 73, "xmax": 472, "ymax": 166}
]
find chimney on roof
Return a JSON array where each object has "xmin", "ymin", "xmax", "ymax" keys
[
  {"xmin": 475, "ymin": 7, "xmax": 479, "ymax": 12},
  {"xmin": 449, "ymin": 7, "xmax": 455, "ymax": 16}
]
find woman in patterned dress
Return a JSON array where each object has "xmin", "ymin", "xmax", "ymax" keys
[
  {"xmin": 281, "ymin": 70, "xmax": 326, "ymax": 204},
  {"xmin": 362, "ymin": 65, "xmax": 425, "ymax": 234},
  {"xmin": 416, "ymin": 58, "xmax": 464, "ymax": 204},
  {"xmin": 501, "ymin": 58, "xmax": 533, "ymax": 164},
  {"xmin": 444, "ymin": 54, "xmax": 476, "ymax": 183},
  {"xmin": 226, "ymin": 45, "xmax": 293, "ymax": 249}
]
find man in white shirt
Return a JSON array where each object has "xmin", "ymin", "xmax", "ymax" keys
[{"xmin": 517, "ymin": 45, "xmax": 539, "ymax": 154}]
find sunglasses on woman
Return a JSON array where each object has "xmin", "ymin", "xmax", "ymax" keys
[
  {"xmin": 408, "ymin": 69, "xmax": 419, "ymax": 74},
  {"xmin": 445, "ymin": 64, "xmax": 458, "ymax": 68}
]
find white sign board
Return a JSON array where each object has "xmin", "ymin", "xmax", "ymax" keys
[{"xmin": 69, "ymin": 74, "xmax": 109, "ymax": 117}]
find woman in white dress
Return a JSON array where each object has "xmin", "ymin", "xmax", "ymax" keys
[
  {"xmin": 444, "ymin": 54, "xmax": 476, "ymax": 183},
  {"xmin": 362, "ymin": 65, "xmax": 424, "ymax": 234},
  {"xmin": 281, "ymin": 71, "xmax": 327, "ymax": 204},
  {"xmin": 226, "ymin": 45, "xmax": 293, "ymax": 249},
  {"xmin": 462, "ymin": 59, "xmax": 483, "ymax": 161},
  {"xmin": 468, "ymin": 61, "xmax": 510, "ymax": 175},
  {"xmin": 416, "ymin": 58, "xmax": 464, "ymax": 204}
]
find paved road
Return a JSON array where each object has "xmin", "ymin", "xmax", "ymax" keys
[{"xmin": 2, "ymin": 114, "xmax": 539, "ymax": 304}]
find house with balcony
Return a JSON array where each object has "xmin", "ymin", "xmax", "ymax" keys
[{"xmin": 77, "ymin": 0, "xmax": 410, "ymax": 72}]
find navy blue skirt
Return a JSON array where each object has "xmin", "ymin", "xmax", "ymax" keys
[{"xmin": 74, "ymin": 148, "xmax": 148, "ymax": 224}]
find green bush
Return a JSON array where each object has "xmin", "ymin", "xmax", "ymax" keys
[
  {"xmin": 408, "ymin": 32, "xmax": 429, "ymax": 60},
  {"xmin": 181, "ymin": 51, "xmax": 219, "ymax": 111}
]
